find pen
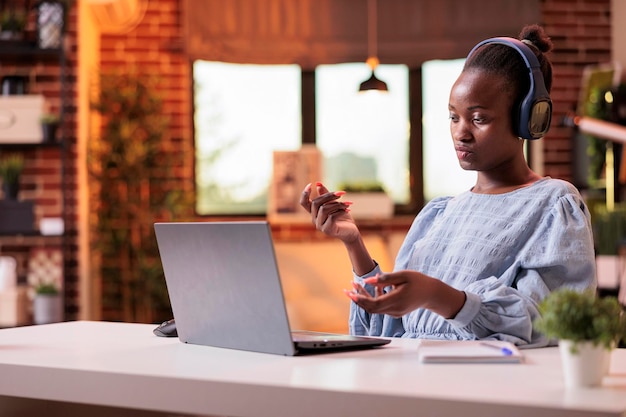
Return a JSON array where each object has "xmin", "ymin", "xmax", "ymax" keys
[{"xmin": 480, "ymin": 342, "xmax": 513, "ymax": 356}]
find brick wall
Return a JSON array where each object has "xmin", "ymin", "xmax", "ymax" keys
[
  {"xmin": 84, "ymin": 0, "xmax": 611, "ymax": 321},
  {"xmin": 541, "ymin": 0, "xmax": 612, "ymax": 181},
  {"xmin": 94, "ymin": 0, "xmax": 614, "ymax": 195},
  {"xmin": 95, "ymin": 0, "xmax": 612, "ymax": 186}
]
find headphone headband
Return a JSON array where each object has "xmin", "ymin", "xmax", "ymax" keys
[{"xmin": 466, "ymin": 37, "xmax": 552, "ymax": 140}]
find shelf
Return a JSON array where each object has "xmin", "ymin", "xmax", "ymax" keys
[
  {"xmin": 0, "ymin": 30, "xmax": 70, "ymax": 319},
  {"xmin": 0, "ymin": 40, "xmax": 62, "ymax": 60},
  {"xmin": 0, "ymin": 231, "xmax": 63, "ymax": 238},
  {"xmin": 0, "ymin": 142, "xmax": 63, "ymax": 149}
]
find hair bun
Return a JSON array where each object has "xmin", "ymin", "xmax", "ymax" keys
[{"xmin": 519, "ymin": 24, "xmax": 553, "ymax": 54}]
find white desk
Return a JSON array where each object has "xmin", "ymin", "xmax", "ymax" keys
[{"xmin": 0, "ymin": 321, "xmax": 625, "ymax": 417}]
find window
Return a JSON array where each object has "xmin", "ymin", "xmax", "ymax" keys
[
  {"xmin": 193, "ymin": 61, "xmax": 301, "ymax": 215},
  {"xmin": 192, "ymin": 60, "xmax": 464, "ymax": 215},
  {"xmin": 422, "ymin": 59, "xmax": 475, "ymax": 202},
  {"xmin": 316, "ymin": 63, "xmax": 410, "ymax": 204}
]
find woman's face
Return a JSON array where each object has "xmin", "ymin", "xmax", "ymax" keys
[{"xmin": 448, "ymin": 69, "xmax": 523, "ymax": 173}]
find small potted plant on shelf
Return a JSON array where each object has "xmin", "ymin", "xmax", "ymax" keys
[
  {"xmin": 0, "ymin": 9, "xmax": 27, "ymax": 40},
  {"xmin": 534, "ymin": 288, "xmax": 626, "ymax": 388},
  {"xmin": 338, "ymin": 181, "xmax": 394, "ymax": 220},
  {"xmin": 589, "ymin": 203, "xmax": 626, "ymax": 296},
  {"xmin": 40, "ymin": 112, "xmax": 61, "ymax": 143},
  {"xmin": 32, "ymin": 279, "xmax": 62, "ymax": 325},
  {"xmin": 0, "ymin": 153, "xmax": 24, "ymax": 200}
]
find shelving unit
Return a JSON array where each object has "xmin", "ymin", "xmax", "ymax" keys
[{"xmin": 0, "ymin": 38, "xmax": 68, "ymax": 326}]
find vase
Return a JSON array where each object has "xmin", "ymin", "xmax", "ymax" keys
[
  {"xmin": 41, "ymin": 122, "xmax": 59, "ymax": 143},
  {"xmin": 344, "ymin": 192, "xmax": 394, "ymax": 219},
  {"xmin": 37, "ymin": 1, "xmax": 65, "ymax": 49},
  {"xmin": 2, "ymin": 182, "xmax": 19, "ymax": 200},
  {"xmin": 33, "ymin": 294, "xmax": 63, "ymax": 325},
  {"xmin": 559, "ymin": 340, "xmax": 611, "ymax": 388},
  {"xmin": 0, "ymin": 31, "xmax": 23, "ymax": 41}
]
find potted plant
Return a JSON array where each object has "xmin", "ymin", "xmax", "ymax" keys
[
  {"xmin": 0, "ymin": 9, "xmax": 27, "ymax": 40},
  {"xmin": 0, "ymin": 153, "xmax": 24, "ymax": 200},
  {"xmin": 40, "ymin": 112, "xmax": 61, "ymax": 143},
  {"xmin": 534, "ymin": 288, "xmax": 626, "ymax": 387},
  {"xmin": 589, "ymin": 203, "xmax": 626, "ymax": 296},
  {"xmin": 89, "ymin": 70, "xmax": 194, "ymax": 323},
  {"xmin": 338, "ymin": 181, "xmax": 394, "ymax": 219},
  {"xmin": 32, "ymin": 279, "xmax": 63, "ymax": 324}
]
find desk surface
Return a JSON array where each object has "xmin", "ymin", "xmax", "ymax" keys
[{"xmin": 0, "ymin": 321, "xmax": 625, "ymax": 417}]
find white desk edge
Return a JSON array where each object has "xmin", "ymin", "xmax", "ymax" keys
[{"xmin": 0, "ymin": 321, "xmax": 625, "ymax": 417}]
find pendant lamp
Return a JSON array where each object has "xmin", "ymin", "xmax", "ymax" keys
[{"xmin": 359, "ymin": 0, "xmax": 388, "ymax": 92}]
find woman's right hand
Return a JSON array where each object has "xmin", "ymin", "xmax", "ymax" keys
[{"xmin": 300, "ymin": 182, "xmax": 359, "ymax": 242}]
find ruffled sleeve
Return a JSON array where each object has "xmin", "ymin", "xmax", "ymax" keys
[
  {"xmin": 447, "ymin": 190, "xmax": 596, "ymax": 347},
  {"xmin": 349, "ymin": 197, "xmax": 452, "ymax": 337}
]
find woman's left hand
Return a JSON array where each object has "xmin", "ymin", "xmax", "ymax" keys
[{"xmin": 344, "ymin": 270, "xmax": 466, "ymax": 319}]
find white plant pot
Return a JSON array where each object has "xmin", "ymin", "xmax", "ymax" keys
[
  {"xmin": 345, "ymin": 192, "xmax": 394, "ymax": 219},
  {"xmin": 33, "ymin": 294, "xmax": 63, "ymax": 325},
  {"xmin": 559, "ymin": 340, "xmax": 611, "ymax": 388}
]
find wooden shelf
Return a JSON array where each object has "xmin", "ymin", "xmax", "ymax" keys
[
  {"xmin": 0, "ymin": 141, "xmax": 63, "ymax": 149},
  {"xmin": 0, "ymin": 230, "xmax": 63, "ymax": 242},
  {"xmin": 0, "ymin": 40, "xmax": 62, "ymax": 59}
]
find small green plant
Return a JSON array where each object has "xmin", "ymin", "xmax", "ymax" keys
[
  {"xmin": 0, "ymin": 9, "xmax": 26, "ymax": 33},
  {"xmin": 338, "ymin": 181, "xmax": 386, "ymax": 193},
  {"xmin": 40, "ymin": 113, "xmax": 60, "ymax": 125},
  {"xmin": 534, "ymin": 288, "xmax": 626, "ymax": 352},
  {"xmin": 589, "ymin": 203, "xmax": 626, "ymax": 255},
  {"xmin": 0, "ymin": 154, "xmax": 24, "ymax": 185},
  {"xmin": 35, "ymin": 282, "xmax": 60, "ymax": 295}
]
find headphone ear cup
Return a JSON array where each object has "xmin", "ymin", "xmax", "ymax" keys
[
  {"xmin": 527, "ymin": 100, "xmax": 552, "ymax": 139},
  {"xmin": 466, "ymin": 37, "xmax": 552, "ymax": 140},
  {"xmin": 515, "ymin": 70, "xmax": 552, "ymax": 140}
]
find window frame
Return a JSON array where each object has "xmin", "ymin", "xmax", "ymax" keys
[
  {"xmin": 304, "ymin": 68, "xmax": 424, "ymax": 215},
  {"xmin": 192, "ymin": 66, "xmax": 424, "ymax": 217}
]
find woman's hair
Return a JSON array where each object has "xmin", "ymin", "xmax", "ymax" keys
[{"xmin": 463, "ymin": 24, "xmax": 554, "ymax": 104}]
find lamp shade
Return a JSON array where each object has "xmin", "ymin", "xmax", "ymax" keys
[{"xmin": 359, "ymin": 71, "xmax": 389, "ymax": 92}]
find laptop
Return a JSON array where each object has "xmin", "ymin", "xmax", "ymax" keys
[{"xmin": 154, "ymin": 221, "xmax": 390, "ymax": 356}]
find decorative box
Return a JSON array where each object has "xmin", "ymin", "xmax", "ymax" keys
[
  {"xmin": 0, "ymin": 95, "xmax": 45, "ymax": 143},
  {"xmin": 0, "ymin": 200, "xmax": 35, "ymax": 233}
]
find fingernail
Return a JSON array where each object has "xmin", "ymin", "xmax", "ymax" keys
[
  {"xmin": 304, "ymin": 183, "xmax": 311, "ymax": 191},
  {"xmin": 334, "ymin": 191, "xmax": 346, "ymax": 196},
  {"xmin": 363, "ymin": 277, "xmax": 378, "ymax": 284},
  {"xmin": 316, "ymin": 182, "xmax": 322, "ymax": 186},
  {"xmin": 343, "ymin": 289, "xmax": 357, "ymax": 301},
  {"xmin": 343, "ymin": 201, "xmax": 353, "ymax": 205}
]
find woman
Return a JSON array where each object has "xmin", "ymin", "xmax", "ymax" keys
[{"xmin": 299, "ymin": 25, "xmax": 596, "ymax": 347}]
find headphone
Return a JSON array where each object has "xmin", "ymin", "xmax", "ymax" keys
[{"xmin": 466, "ymin": 37, "xmax": 552, "ymax": 140}]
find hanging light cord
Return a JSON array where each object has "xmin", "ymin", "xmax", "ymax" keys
[
  {"xmin": 366, "ymin": 0, "xmax": 379, "ymax": 70},
  {"xmin": 358, "ymin": 0, "xmax": 388, "ymax": 92}
]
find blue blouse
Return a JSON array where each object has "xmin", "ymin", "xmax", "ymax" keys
[{"xmin": 349, "ymin": 178, "xmax": 597, "ymax": 347}]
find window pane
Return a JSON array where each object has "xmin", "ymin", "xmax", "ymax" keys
[
  {"xmin": 316, "ymin": 63, "xmax": 410, "ymax": 203},
  {"xmin": 193, "ymin": 61, "xmax": 301, "ymax": 215},
  {"xmin": 422, "ymin": 59, "xmax": 475, "ymax": 202}
]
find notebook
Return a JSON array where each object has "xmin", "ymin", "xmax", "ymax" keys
[
  {"xmin": 153, "ymin": 221, "xmax": 390, "ymax": 356},
  {"xmin": 417, "ymin": 340, "xmax": 523, "ymax": 364}
]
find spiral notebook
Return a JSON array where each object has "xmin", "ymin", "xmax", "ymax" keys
[{"xmin": 417, "ymin": 340, "xmax": 523, "ymax": 364}]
